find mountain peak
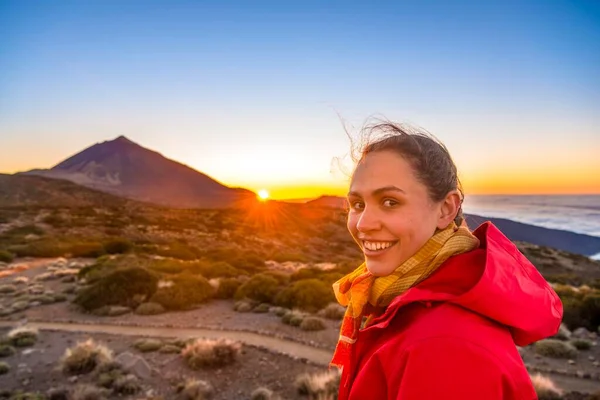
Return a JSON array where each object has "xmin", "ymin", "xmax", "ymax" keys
[{"xmin": 112, "ymin": 135, "xmax": 135, "ymax": 144}]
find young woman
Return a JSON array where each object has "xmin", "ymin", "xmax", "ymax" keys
[{"xmin": 331, "ymin": 122, "xmax": 563, "ymax": 399}]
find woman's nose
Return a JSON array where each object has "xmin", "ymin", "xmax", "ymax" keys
[{"xmin": 356, "ymin": 207, "xmax": 381, "ymax": 232}]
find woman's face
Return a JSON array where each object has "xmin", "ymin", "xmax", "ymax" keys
[{"xmin": 347, "ymin": 150, "xmax": 447, "ymax": 277}]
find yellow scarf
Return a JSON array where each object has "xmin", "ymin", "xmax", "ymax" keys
[{"xmin": 330, "ymin": 220, "xmax": 480, "ymax": 369}]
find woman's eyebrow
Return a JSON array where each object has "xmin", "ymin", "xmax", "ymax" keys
[{"xmin": 347, "ymin": 186, "xmax": 406, "ymax": 198}]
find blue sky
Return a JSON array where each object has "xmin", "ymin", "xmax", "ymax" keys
[{"xmin": 1, "ymin": 0, "xmax": 599, "ymax": 197}]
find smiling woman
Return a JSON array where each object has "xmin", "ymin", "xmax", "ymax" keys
[{"xmin": 331, "ymin": 120, "xmax": 563, "ymax": 400}]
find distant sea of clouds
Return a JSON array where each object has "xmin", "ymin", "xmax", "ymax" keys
[{"xmin": 462, "ymin": 195, "xmax": 600, "ymax": 260}]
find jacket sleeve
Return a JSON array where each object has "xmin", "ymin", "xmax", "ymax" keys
[{"xmin": 375, "ymin": 337, "xmax": 534, "ymax": 400}]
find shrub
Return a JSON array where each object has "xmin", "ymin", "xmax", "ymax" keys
[
  {"xmin": 552, "ymin": 324, "xmax": 572, "ymax": 341},
  {"xmin": 291, "ymin": 267, "xmax": 322, "ymax": 282},
  {"xmin": 0, "ymin": 284, "xmax": 17, "ymax": 294},
  {"xmin": 145, "ymin": 259, "xmax": 188, "ymax": 274},
  {"xmin": 251, "ymin": 387, "xmax": 276, "ymax": 400},
  {"xmin": 94, "ymin": 361, "xmax": 127, "ymax": 389},
  {"xmin": 570, "ymin": 338, "xmax": 592, "ymax": 350},
  {"xmin": 7, "ymin": 326, "xmax": 38, "ymax": 347},
  {"xmin": 135, "ymin": 302, "xmax": 165, "ymax": 315},
  {"xmin": 282, "ymin": 310, "xmax": 305, "ymax": 327},
  {"xmin": 215, "ymin": 278, "xmax": 242, "ymax": 299},
  {"xmin": 175, "ymin": 379, "xmax": 214, "ymax": 400},
  {"xmin": 275, "ymin": 279, "xmax": 335, "ymax": 313},
  {"xmin": 0, "ymin": 361, "xmax": 9, "ymax": 375},
  {"xmin": 319, "ymin": 303, "xmax": 346, "ymax": 320},
  {"xmin": 60, "ymin": 339, "xmax": 113, "ymax": 375},
  {"xmin": 159, "ymin": 344, "xmax": 181, "ymax": 354},
  {"xmin": 300, "ymin": 317, "xmax": 327, "ymax": 331},
  {"xmin": 253, "ymin": 303, "xmax": 270, "ymax": 313},
  {"xmin": 66, "ymin": 242, "xmax": 106, "ymax": 258},
  {"xmin": 112, "ymin": 374, "xmax": 141, "ymax": 395},
  {"xmin": 233, "ymin": 301, "xmax": 254, "ymax": 313},
  {"xmin": 530, "ymin": 373, "xmax": 562, "ymax": 400},
  {"xmin": 295, "ymin": 369, "xmax": 340, "ymax": 397},
  {"xmin": 74, "ymin": 267, "xmax": 158, "ymax": 311},
  {"xmin": 103, "ymin": 238, "xmax": 133, "ymax": 254},
  {"xmin": 152, "ymin": 242, "xmax": 200, "ymax": 261},
  {"xmin": 534, "ymin": 339, "xmax": 578, "ymax": 359},
  {"xmin": 0, "ymin": 250, "xmax": 14, "ymax": 263},
  {"xmin": 235, "ymin": 274, "xmax": 280, "ymax": 303},
  {"xmin": 70, "ymin": 384, "xmax": 109, "ymax": 400},
  {"xmin": 182, "ymin": 338, "xmax": 241, "ymax": 369},
  {"xmin": 189, "ymin": 261, "xmax": 242, "ymax": 279},
  {"xmin": 0, "ymin": 344, "xmax": 15, "ymax": 357},
  {"xmin": 150, "ymin": 274, "xmax": 213, "ymax": 310},
  {"xmin": 133, "ymin": 339, "xmax": 163, "ymax": 353},
  {"xmin": 582, "ymin": 293, "xmax": 600, "ymax": 331}
]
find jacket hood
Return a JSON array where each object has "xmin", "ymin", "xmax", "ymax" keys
[{"xmin": 381, "ymin": 222, "xmax": 563, "ymax": 346}]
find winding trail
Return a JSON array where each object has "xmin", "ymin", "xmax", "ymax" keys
[{"xmin": 0, "ymin": 320, "xmax": 333, "ymax": 366}]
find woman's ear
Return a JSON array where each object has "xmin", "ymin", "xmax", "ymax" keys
[{"xmin": 436, "ymin": 190, "xmax": 462, "ymax": 229}]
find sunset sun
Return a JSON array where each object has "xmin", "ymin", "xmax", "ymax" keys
[{"xmin": 258, "ymin": 189, "xmax": 270, "ymax": 201}]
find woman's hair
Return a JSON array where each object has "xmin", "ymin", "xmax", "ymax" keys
[{"xmin": 354, "ymin": 121, "xmax": 464, "ymax": 225}]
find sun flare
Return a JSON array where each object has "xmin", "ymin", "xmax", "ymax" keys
[{"xmin": 258, "ymin": 189, "xmax": 270, "ymax": 200}]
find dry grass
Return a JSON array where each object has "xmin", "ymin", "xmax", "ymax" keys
[
  {"xmin": 176, "ymin": 379, "xmax": 214, "ymax": 400},
  {"xmin": 295, "ymin": 369, "xmax": 340, "ymax": 398},
  {"xmin": 181, "ymin": 338, "xmax": 241, "ymax": 369},
  {"xmin": 530, "ymin": 373, "xmax": 563, "ymax": 400},
  {"xmin": 61, "ymin": 339, "xmax": 113, "ymax": 375},
  {"xmin": 6, "ymin": 326, "xmax": 39, "ymax": 347}
]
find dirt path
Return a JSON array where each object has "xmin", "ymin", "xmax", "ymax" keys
[{"xmin": 0, "ymin": 320, "xmax": 333, "ymax": 366}]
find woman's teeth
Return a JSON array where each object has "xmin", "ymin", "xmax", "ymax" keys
[{"xmin": 363, "ymin": 241, "xmax": 395, "ymax": 251}]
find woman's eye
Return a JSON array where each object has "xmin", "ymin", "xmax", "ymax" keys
[
  {"xmin": 382, "ymin": 199, "xmax": 398, "ymax": 207},
  {"xmin": 350, "ymin": 201, "xmax": 364, "ymax": 210}
]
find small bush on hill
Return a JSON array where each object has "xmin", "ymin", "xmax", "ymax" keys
[
  {"xmin": 291, "ymin": 268, "xmax": 322, "ymax": 282},
  {"xmin": 189, "ymin": 261, "xmax": 243, "ymax": 279},
  {"xmin": 0, "ymin": 284, "xmax": 17, "ymax": 294},
  {"xmin": 74, "ymin": 267, "xmax": 158, "ymax": 311},
  {"xmin": 134, "ymin": 339, "xmax": 163, "ymax": 353},
  {"xmin": 0, "ymin": 361, "xmax": 10, "ymax": 375},
  {"xmin": 182, "ymin": 338, "xmax": 241, "ymax": 369},
  {"xmin": 235, "ymin": 274, "xmax": 280, "ymax": 303},
  {"xmin": 150, "ymin": 274, "xmax": 213, "ymax": 310},
  {"xmin": 103, "ymin": 238, "xmax": 133, "ymax": 254},
  {"xmin": 534, "ymin": 339, "xmax": 578, "ymax": 359},
  {"xmin": 233, "ymin": 300, "xmax": 254, "ymax": 313},
  {"xmin": 300, "ymin": 317, "xmax": 327, "ymax": 331},
  {"xmin": 135, "ymin": 302, "xmax": 165, "ymax": 315},
  {"xmin": 175, "ymin": 379, "xmax": 214, "ymax": 400},
  {"xmin": 0, "ymin": 344, "xmax": 16, "ymax": 357},
  {"xmin": 61, "ymin": 339, "xmax": 113, "ymax": 375},
  {"xmin": 275, "ymin": 279, "xmax": 334, "ymax": 313},
  {"xmin": 281, "ymin": 310, "xmax": 306, "ymax": 327},
  {"xmin": 570, "ymin": 338, "xmax": 592, "ymax": 350},
  {"xmin": 251, "ymin": 387, "xmax": 278, "ymax": 400},
  {"xmin": 0, "ymin": 250, "xmax": 14, "ymax": 263},
  {"xmin": 215, "ymin": 278, "xmax": 242, "ymax": 299},
  {"xmin": 7, "ymin": 326, "xmax": 39, "ymax": 347},
  {"xmin": 151, "ymin": 242, "xmax": 200, "ymax": 261},
  {"xmin": 319, "ymin": 303, "xmax": 346, "ymax": 320}
]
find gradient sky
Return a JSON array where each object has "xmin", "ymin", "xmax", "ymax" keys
[{"xmin": 1, "ymin": 0, "xmax": 599, "ymax": 199}]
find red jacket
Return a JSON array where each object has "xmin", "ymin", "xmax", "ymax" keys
[{"xmin": 339, "ymin": 222, "xmax": 563, "ymax": 400}]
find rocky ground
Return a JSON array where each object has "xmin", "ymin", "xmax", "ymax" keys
[{"xmin": 1, "ymin": 257, "xmax": 600, "ymax": 399}]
